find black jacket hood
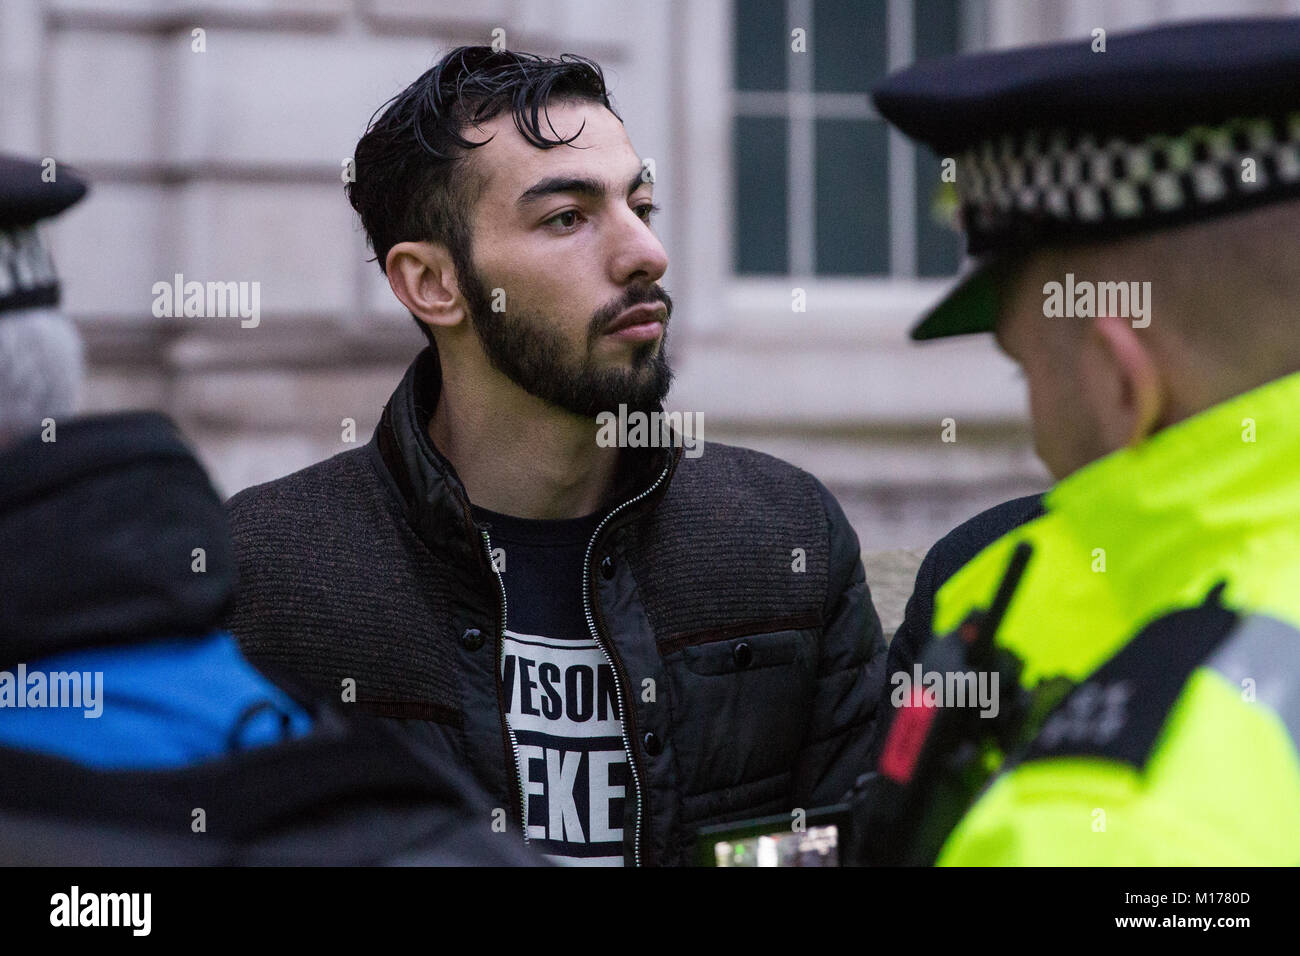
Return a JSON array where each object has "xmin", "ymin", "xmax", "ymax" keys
[{"xmin": 0, "ymin": 411, "xmax": 235, "ymax": 668}]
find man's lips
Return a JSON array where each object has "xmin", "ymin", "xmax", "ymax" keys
[{"xmin": 603, "ymin": 302, "xmax": 667, "ymax": 340}]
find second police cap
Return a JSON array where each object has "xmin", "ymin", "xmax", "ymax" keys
[
  {"xmin": 0, "ymin": 155, "xmax": 88, "ymax": 316},
  {"xmin": 871, "ymin": 17, "xmax": 1300, "ymax": 341}
]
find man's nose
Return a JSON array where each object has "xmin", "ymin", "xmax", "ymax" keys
[{"xmin": 610, "ymin": 209, "xmax": 668, "ymax": 286}]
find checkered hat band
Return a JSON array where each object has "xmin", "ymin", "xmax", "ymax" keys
[
  {"xmin": 0, "ymin": 225, "xmax": 60, "ymax": 316},
  {"xmin": 957, "ymin": 112, "xmax": 1300, "ymax": 252}
]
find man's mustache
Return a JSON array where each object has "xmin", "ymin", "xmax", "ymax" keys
[{"xmin": 590, "ymin": 286, "xmax": 673, "ymax": 339}]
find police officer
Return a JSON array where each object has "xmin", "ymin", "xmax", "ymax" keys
[
  {"xmin": 868, "ymin": 17, "xmax": 1300, "ymax": 864},
  {"xmin": 0, "ymin": 154, "xmax": 539, "ymax": 864}
]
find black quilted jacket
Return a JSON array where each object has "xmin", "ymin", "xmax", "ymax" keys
[{"xmin": 225, "ymin": 347, "xmax": 887, "ymax": 866}]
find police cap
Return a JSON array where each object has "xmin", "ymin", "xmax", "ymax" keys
[
  {"xmin": 872, "ymin": 17, "xmax": 1300, "ymax": 340},
  {"xmin": 0, "ymin": 155, "xmax": 88, "ymax": 316}
]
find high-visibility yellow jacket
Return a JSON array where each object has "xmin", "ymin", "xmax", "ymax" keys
[{"xmin": 932, "ymin": 370, "xmax": 1300, "ymax": 865}]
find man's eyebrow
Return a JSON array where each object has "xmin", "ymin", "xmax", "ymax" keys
[{"xmin": 516, "ymin": 171, "xmax": 650, "ymax": 207}]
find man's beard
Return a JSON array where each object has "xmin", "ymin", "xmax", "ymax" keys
[{"xmin": 461, "ymin": 266, "xmax": 674, "ymax": 419}]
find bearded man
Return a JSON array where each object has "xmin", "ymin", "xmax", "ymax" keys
[{"xmin": 225, "ymin": 47, "xmax": 887, "ymax": 867}]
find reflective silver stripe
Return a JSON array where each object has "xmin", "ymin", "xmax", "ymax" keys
[{"xmin": 1205, "ymin": 614, "xmax": 1300, "ymax": 751}]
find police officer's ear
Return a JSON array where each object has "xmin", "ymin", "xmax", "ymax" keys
[
  {"xmin": 1081, "ymin": 314, "xmax": 1165, "ymax": 450},
  {"xmin": 385, "ymin": 240, "xmax": 467, "ymax": 334}
]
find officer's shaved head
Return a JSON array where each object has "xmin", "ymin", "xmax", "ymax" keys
[
  {"xmin": 1124, "ymin": 198, "xmax": 1300, "ymax": 386},
  {"xmin": 996, "ymin": 197, "xmax": 1300, "ymax": 478}
]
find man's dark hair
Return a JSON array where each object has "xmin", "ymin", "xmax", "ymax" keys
[{"xmin": 346, "ymin": 46, "xmax": 619, "ymax": 346}]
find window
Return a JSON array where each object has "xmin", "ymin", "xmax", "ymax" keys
[{"xmin": 732, "ymin": 0, "xmax": 969, "ymax": 278}]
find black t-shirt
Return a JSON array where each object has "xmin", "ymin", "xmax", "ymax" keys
[{"xmin": 473, "ymin": 505, "xmax": 629, "ymax": 866}]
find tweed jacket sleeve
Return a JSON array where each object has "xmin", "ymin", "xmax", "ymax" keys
[{"xmin": 790, "ymin": 478, "xmax": 888, "ymax": 808}]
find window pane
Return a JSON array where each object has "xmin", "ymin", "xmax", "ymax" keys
[
  {"xmin": 914, "ymin": 0, "xmax": 963, "ymax": 276},
  {"xmin": 813, "ymin": 0, "xmax": 887, "ymax": 93},
  {"xmin": 914, "ymin": 0, "xmax": 962, "ymax": 61},
  {"xmin": 816, "ymin": 119, "xmax": 889, "ymax": 276},
  {"xmin": 735, "ymin": 0, "xmax": 788, "ymax": 91},
  {"xmin": 915, "ymin": 148, "xmax": 962, "ymax": 276},
  {"xmin": 734, "ymin": 116, "xmax": 789, "ymax": 274}
]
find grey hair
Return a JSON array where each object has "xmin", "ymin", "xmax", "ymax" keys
[{"xmin": 0, "ymin": 307, "xmax": 84, "ymax": 448}]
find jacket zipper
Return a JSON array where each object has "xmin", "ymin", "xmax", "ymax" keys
[
  {"xmin": 582, "ymin": 460, "xmax": 673, "ymax": 868},
  {"xmin": 481, "ymin": 526, "xmax": 529, "ymax": 846}
]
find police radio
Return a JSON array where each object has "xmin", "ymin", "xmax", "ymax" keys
[{"xmin": 846, "ymin": 541, "xmax": 1038, "ymax": 865}]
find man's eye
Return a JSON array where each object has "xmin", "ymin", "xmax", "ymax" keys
[
  {"xmin": 636, "ymin": 202, "xmax": 660, "ymax": 222},
  {"xmin": 546, "ymin": 210, "xmax": 580, "ymax": 229}
]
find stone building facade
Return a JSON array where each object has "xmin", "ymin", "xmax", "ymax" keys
[{"xmin": 4, "ymin": 0, "xmax": 1296, "ymax": 569}]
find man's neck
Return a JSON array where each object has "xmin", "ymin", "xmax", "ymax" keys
[{"xmin": 427, "ymin": 374, "xmax": 620, "ymax": 520}]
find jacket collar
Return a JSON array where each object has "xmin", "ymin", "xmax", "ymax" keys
[
  {"xmin": 933, "ymin": 369, "xmax": 1300, "ymax": 684},
  {"xmin": 1046, "ymin": 367, "xmax": 1300, "ymax": 569},
  {"xmin": 375, "ymin": 346, "xmax": 680, "ymax": 571},
  {"xmin": 0, "ymin": 411, "xmax": 235, "ymax": 668}
]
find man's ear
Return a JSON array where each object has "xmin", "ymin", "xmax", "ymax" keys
[
  {"xmin": 1085, "ymin": 315, "xmax": 1165, "ymax": 448},
  {"xmin": 385, "ymin": 241, "xmax": 465, "ymax": 331}
]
